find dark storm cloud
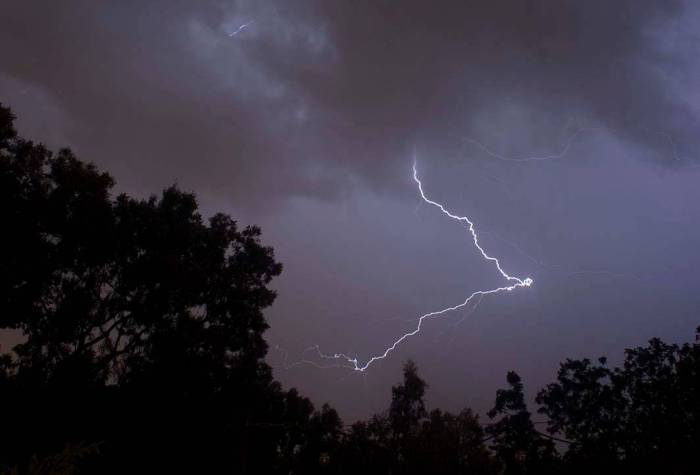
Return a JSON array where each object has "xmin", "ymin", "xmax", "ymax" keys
[
  {"xmin": 0, "ymin": 0, "xmax": 336, "ymax": 203},
  {"xmin": 1, "ymin": 1, "xmax": 697, "ymax": 207},
  {"xmin": 269, "ymin": 0, "xmax": 698, "ymax": 187},
  {"xmin": 2, "ymin": 1, "xmax": 700, "ymax": 420}
]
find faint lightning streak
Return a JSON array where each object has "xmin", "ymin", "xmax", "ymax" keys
[
  {"xmin": 229, "ymin": 21, "xmax": 253, "ymax": 37},
  {"xmin": 270, "ymin": 343, "xmax": 354, "ymax": 370},
  {"xmin": 638, "ymin": 127, "xmax": 700, "ymax": 167},
  {"xmin": 447, "ymin": 293, "xmax": 485, "ymax": 333},
  {"xmin": 311, "ymin": 161, "xmax": 533, "ymax": 372},
  {"xmin": 464, "ymin": 128, "xmax": 597, "ymax": 162}
]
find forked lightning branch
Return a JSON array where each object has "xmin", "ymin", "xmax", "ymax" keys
[{"xmin": 304, "ymin": 160, "xmax": 533, "ymax": 372}]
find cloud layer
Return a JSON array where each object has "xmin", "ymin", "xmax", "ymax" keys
[
  {"xmin": 2, "ymin": 1, "xmax": 698, "ymax": 207},
  {"xmin": 2, "ymin": 1, "xmax": 700, "ymax": 419}
]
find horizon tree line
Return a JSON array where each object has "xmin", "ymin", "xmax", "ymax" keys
[{"xmin": 1, "ymin": 103, "xmax": 698, "ymax": 474}]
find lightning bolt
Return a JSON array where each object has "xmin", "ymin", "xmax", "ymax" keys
[
  {"xmin": 465, "ymin": 124, "xmax": 698, "ymax": 166},
  {"xmin": 270, "ymin": 343, "xmax": 353, "ymax": 370},
  {"xmin": 637, "ymin": 126, "xmax": 700, "ymax": 167},
  {"xmin": 229, "ymin": 21, "xmax": 253, "ymax": 37},
  {"xmin": 464, "ymin": 127, "xmax": 598, "ymax": 162},
  {"xmin": 308, "ymin": 161, "xmax": 533, "ymax": 372}
]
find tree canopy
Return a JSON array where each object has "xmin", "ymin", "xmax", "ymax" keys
[
  {"xmin": 1, "ymin": 102, "xmax": 699, "ymax": 474},
  {"xmin": 0, "ymin": 102, "xmax": 333, "ymax": 474}
]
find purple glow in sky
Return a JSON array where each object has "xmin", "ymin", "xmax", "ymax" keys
[{"xmin": 2, "ymin": 0, "xmax": 700, "ymax": 420}]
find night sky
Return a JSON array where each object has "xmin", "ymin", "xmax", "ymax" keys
[{"xmin": 2, "ymin": 1, "xmax": 699, "ymax": 421}]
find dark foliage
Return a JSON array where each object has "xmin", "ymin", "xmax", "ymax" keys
[
  {"xmin": 2, "ymin": 103, "xmax": 700, "ymax": 474},
  {"xmin": 338, "ymin": 360, "xmax": 498, "ymax": 475},
  {"xmin": 536, "ymin": 329, "xmax": 700, "ymax": 474},
  {"xmin": 487, "ymin": 371, "xmax": 558, "ymax": 474},
  {"xmin": 0, "ymin": 103, "xmax": 334, "ymax": 474}
]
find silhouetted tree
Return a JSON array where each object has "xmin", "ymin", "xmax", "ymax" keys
[
  {"xmin": 416, "ymin": 408, "xmax": 498, "ymax": 475},
  {"xmin": 488, "ymin": 371, "xmax": 558, "ymax": 474},
  {"xmin": 341, "ymin": 361, "xmax": 498, "ymax": 475},
  {"xmin": 0, "ymin": 102, "xmax": 335, "ymax": 473},
  {"xmin": 296, "ymin": 403, "xmax": 344, "ymax": 473},
  {"xmin": 3, "ymin": 101, "xmax": 700, "ymax": 474},
  {"xmin": 0, "ymin": 442, "xmax": 101, "ymax": 475},
  {"xmin": 537, "ymin": 328, "xmax": 700, "ymax": 474},
  {"xmin": 390, "ymin": 360, "xmax": 427, "ymax": 439},
  {"xmin": 340, "ymin": 416, "xmax": 393, "ymax": 474}
]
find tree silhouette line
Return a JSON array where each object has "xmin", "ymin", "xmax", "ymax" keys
[{"xmin": 1, "ymin": 103, "xmax": 698, "ymax": 474}]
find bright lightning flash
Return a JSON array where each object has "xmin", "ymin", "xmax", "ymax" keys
[
  {"xmin": 309, "ymin": 161, "xmax": 533, "ymax": 372},
  {"xmin": 229, "ymin": 21, "xmax": 253, "ymax": 37}
]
